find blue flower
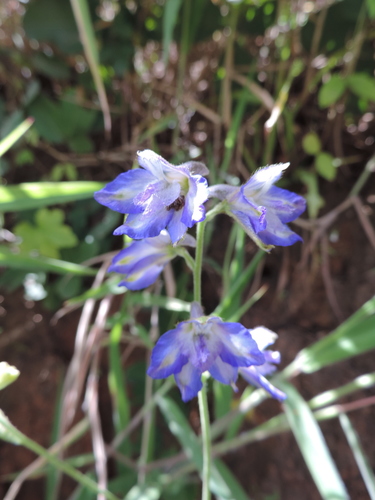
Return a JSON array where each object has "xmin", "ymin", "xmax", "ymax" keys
[
  {"xmin": 94, "ymin": 150, "xmax": 209, "ymax": 244},
  {"xmin": 147, "ymin": 303, "xmax": 265, "ymax": 402},
  {"xmin": 209, "ymin": 163, "xmax": 306, "ymax": 250},
  {"xmin": 108, "ymin": 231, "xmax": 195, "ymax": 290},
  {"xmin": 239, "ymin": 326, "xmax": 286, "ymax": 401}
]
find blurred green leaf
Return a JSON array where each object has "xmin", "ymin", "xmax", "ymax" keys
[
  {"xmin": 125, "ymin": 485, "xmax": 161, "ymax": 500},
  {"xmin": 162, "ymin": 0, "xmax": 183, "ymax": 63},
  {"xmin": 0, "ymin": 118, "xmax": 34, "ymax": 157},
  {"xmin": 315, "ymin": 152, "xmax": 336, "ymax": 181},
  {"xmin": 290, "ymin": 295, "xmax": 375, "ymax": 374},
  {"xmin": 347, "ymin": 73, "xmax": 375, "ymax": 102},
  {"xmin": 297, "ymin": 170, "xmax": 324, "ymax": 219},
  {"xmin": 0, "ymin": 181, "xmax": 104, "ymax": 212},
  {"xmin": 302, "ymin": 132, "xmax": 321, "ymax": 156},
  {"xmin": 339, "ymin": 413, "xmax": 375, "ymax": 500},
  {"xmin": 0, "ymin": 245, "xmax": 97, "ymax": 276},
  {"xmin": 0, "ymin": 410, "xmax": 22, "ymax": 445},
  {"xmin": 367, "ymin": 0, "xmax": 375, "ymax": 18},
  {"xmin": 14, "ymin": 208, "xmax": 78, "ymax": 258},
  {"xmin": 282, "ymin": 382, "xmax": 349, "ymax": 500},
  {"xmin": 23, "ymin": 0, "xmax": 81, "ymax": 54},
  {"xmin": 318, "ymin": 75, "xmax": 346, "ymax": 108}
]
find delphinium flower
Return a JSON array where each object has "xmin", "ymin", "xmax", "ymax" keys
[
  {"xmin": 239, "ymin": 326, "xmax": 286, "ymax": 401},
  {"xmin": 147, "ymin": 303, "xmax": 265, "ymax": 402},
  {"xmin": 94, "ymin": 150, "xmax": 209, "ymax": 244},
  {"xmin": 108, "ymin": 231, "xmax": 195, "ymax": 290},
  {"xmin": 208, "ymin": 163, "xmax": 306, "ymax": 250}
]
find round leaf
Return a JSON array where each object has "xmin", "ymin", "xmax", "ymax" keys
[
  {"xmin": 315, "ymin": 152, "xmax": 337, "ymax": 181},
  {"xmin": 318, "ymin": 75, "xmax": 346, "ymax": 108},
  {"xmin": 302, "ymin": 132, "xmax": 321, "ymax": 155}
]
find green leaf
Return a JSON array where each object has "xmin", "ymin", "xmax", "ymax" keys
[
  {"xmin": 291, "ymin": 295, "xmax": 375, "ymax": 374},
  {"xmin": 339, "ymin": 413, "xmax": 375, "ymax": 500},
  {"xmin": 70, "ymin": 0, "xmax": 111, "ymax": 133},
  {"xmin": 125, "ymin": 485, "xmax": 161, "ymax": 500},
  {"xmin": 347, "ymin": 73, "xmax": 375, "ymax": 102},
  {"xmin": 0, "ymin": 117, "xmax": 34, "ymax": 157},
  {"xmin": 367, "ymin": 0, "xmax": 375, "ymax": 18},
  {"xmin": 318, "ymin": 75, "xmax": 346, "ymax": 108},
  {"xmin": 281, "ymin": 382, "xmax": 349, "ymax": 500},
  {"xmin": 0, "ymin": 362, "xmax": 20, "ymax": 390},
  {"xmin": 315, "ymin": 152, "xmax": 336, "ymax": 181},
  {"xmin": 297, "ymin": 170, "xmax": 325, "ymax": 219},
  {"xmin": 162, "ymin": 0, "xmax": 183, "ymax": 63},
  {"xmin": 0, "ymin": 181, "xmax": 104, "ymax": 212},
  {"xmin": 14, "ymin": 208, "xmax": 78, "ymax": 258},
  {"xmin": 302, "ymin": 132, "xmax": 321, "ymax": 155},
  {"xmin": 158, "ymin": 396, "xmax": 243, "ymax": 499},
  {"xmin": 0, "ymin": 245, "xmax": 97, "ymax": 276}
]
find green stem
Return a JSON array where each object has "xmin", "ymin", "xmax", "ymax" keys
[
  {"xmin": 198, "ymin": 383, "xmax": 212, "ymax": 500},
  {"xmin": 193, "ymin": 220, "xmax": 207, "ymax": 303},
  {"xmin": 0, "ymin": 415, "xmax": 119, "ymax": 500}
]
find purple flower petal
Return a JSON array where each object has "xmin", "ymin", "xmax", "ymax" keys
[
  {"xmin": 94, "ymin": 169, "xmax": 153, "ymax": 214},
  {"xmin": 239, "ymin": 366, "xmax": 286, "ymax": 401},
  {"xmin": 147, "ymin": 326, "xmax": 189, "ymax": 379},
  {"xmin": 175, "ymin": 363, "xmax": 203, "ymax": 402},
  {"xmin": 209, "ymin": 358, "xmax": 238, "ymax": 385}
]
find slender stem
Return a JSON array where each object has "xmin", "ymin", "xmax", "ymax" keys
[
  {"xmin": 194, "ymin": 221, "xmax": 211, "ymax": 500},
  {"xmin": 193, "ymin": 220, "xmax": 207, "ymax": 303},
  {"xmin": 198, "ymin": 383, "xmax": 212, "ymax": 500},
  {"xmin": 0, "ymin": 415, "xmax": 119, "ymax": 500}
]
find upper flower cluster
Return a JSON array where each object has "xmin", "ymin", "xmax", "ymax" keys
[
  {"xmin": 95, "ymin": 152, "xmax": 305, "ymax": 250},
  {"xmin": 94, "ymin": 150, "xmax": 209, "ymax": 244}
]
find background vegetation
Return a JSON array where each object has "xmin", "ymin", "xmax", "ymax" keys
[{"xmin": 1, "ymin": 0, "xmax": 375, "ymax": 499}]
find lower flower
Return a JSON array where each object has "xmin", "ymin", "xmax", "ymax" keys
[{"xmin": 147, "ymin": 303, "xmax": 265, "ymax": 402}]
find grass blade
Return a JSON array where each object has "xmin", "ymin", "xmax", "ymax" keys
[
  {"xmin": 0, "ymin": 181, "xmax": 104, "ymax": 212},
  {"xmin": 0, "ymin": 246, "xmax": 97, "ymax": 276},
  {"xmin": 0, "ymin": 118, "xmax": 34, "ymax": 157},
  {"xmin": 339, "ymin": 413, "xmax": 375, "ymax": 500},
  {"xmin": 286, "ymin": 295, "xmax": 375, "ymax": 375},
  {"xmin": 70, "ymin": 0, "xmax": 111, "ymax": 135},
  {"xmin": 281, "ymin": 382, "xmax": 349, "ymax": 500}
]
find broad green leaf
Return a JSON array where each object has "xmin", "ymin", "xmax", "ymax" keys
[
  {"xmin": 318, "ymin": 75, "xmax": 346, "ymax": 108},
  {"xmin": 315, "ymin": 152, "xmax": 336, "ymax": 181},
  {"xmin": 339, "ymin": 413, "xmax": 375, "ymax": 500},
  {"xmin": 0, "ymin": 362, "xmax": 20, "ymax": 390},
  {"xmin": 0, "ymin": 117, "xmax": 34, "ymax": 157},
  {"xmin": 162, "ymin": 0, "xmax": 183, "ymax": 63},
  {"xmin": 14, "ymin": 208, "xmax": 78, "ymax": 258},
  {"xmin": 290, "ymin": 295, "xmax": 375, "ymax": 374},
  {"xmin": 0, "ymin": 181, "xmax": 104, "ymax": 212},
  {"xmin": 281, "ymin": 382, "xmax": 349, "ymax": 500},
  {"xmin": 0, "ymin": 246, "xmax": 97, "ymax": 276},
  {"xmin": 302, "ymin": 132, "xmax": 321, "ymax": 156},
  {"xmin": 347, "ymin": 73, "xmax": 375, "ymax": 102}
]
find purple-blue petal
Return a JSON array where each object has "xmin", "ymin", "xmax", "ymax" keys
[
  {"xmin": 147, "ymin": 328, "xmax": 188, "ymax": 379},
  {"xmin": 209, "ymin": 358, "xmax": 238, "ymax": 385},
  {"xmin": 262, "ymin": 186, "xmax": 306, "ymax": 223},
  {"xmin": 118, "ymin": 264, "xmax": 164, "ymax": 290},
  {"xmin": 175, "ymin": 363, "xmax": 203, "ymax": 402},
  {"xmin": 113, "ymin": 202, "xmax": 173, "ymax": 239},
  {"xmin": 94, "ymin": 169, "xmax": 154, "ymax": 214},
  {"xmin": 240, "ymin": 367, "xmax": 286, "ymax": 401}
]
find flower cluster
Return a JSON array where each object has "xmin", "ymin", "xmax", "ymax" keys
[{"xmin": 95, "ymin": 150, "xmax": 305, "ymax": 402}]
